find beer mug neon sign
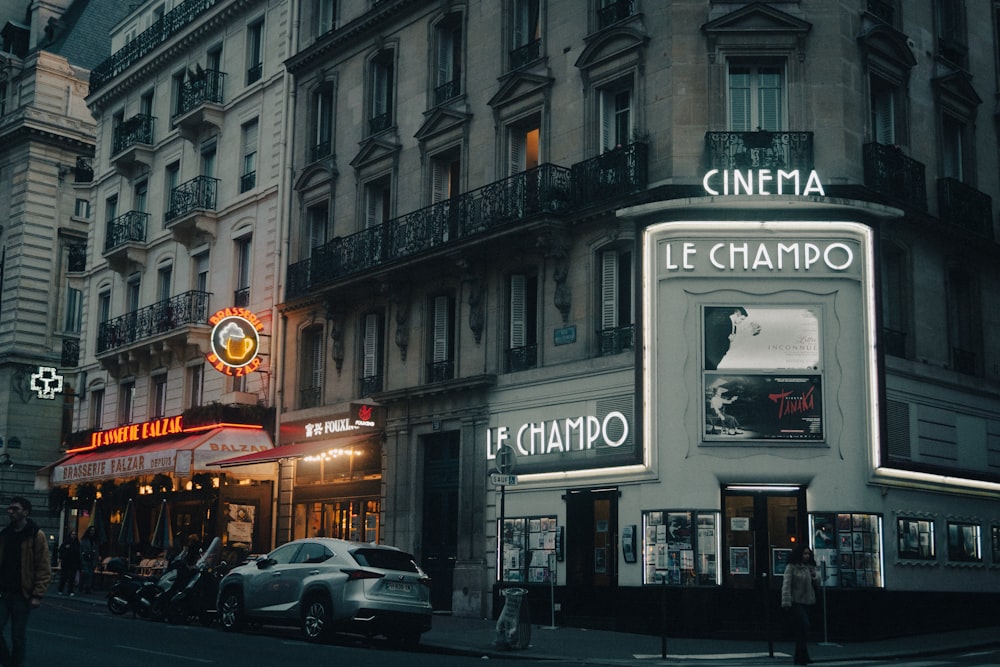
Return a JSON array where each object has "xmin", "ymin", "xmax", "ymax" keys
[{"xmin": 206, "ymin": 307, "xmax": 264, "ymax": 376}]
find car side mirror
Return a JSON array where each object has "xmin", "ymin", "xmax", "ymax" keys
[{"xmin": 256, "ymin": 558, "xmax": 275, "ymax": 569}]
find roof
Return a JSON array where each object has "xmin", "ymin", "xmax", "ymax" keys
[{"xmin": 46, "ymin": 0, "xmax": 129, "ymax": 70}]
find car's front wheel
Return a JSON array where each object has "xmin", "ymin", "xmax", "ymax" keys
[
  {"xmin": 218, "ymin": 588, "xmax": 246, "ymax": 632},
  {"xmin": 301, "ymin": 595, "xmax": 333, "ymax": 642}
]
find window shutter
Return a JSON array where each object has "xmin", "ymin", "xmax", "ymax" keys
[
  {"xmin": 366, "ymin": 186, "xmax": 380, "ymax": 228},
  {"xmin": 363, "ymin": 313, "xmax": 379, "ymax": 377},
  {"xmin": 601, "ymin": 251, "xmax": 619, "ymax": 329},
  {"xmin": 509, "ymin": 129, "xmax": 525, "ymax": 175},
  {"xmin": 757, "ymin": 67, "xmax": 782, "ymax": 131},
  {"xmin": 510, "ymin": 274, "xmax": 526, "ymax": 347},
  {"xmin": 432, "ymin": 160, "xmax": 448, "ymax": 203},
  {"xmin": 311, "ymin": 329, "xmax": 324, "ymax": 388},
  {"xmin": 433, "ymin": 296, "xmax": 450, "ymax": 362},
  {"xmin": 728, "ymin": 68, "xmax": 751, "ymax": 131},
  {"xmin": 600, "ymin": 91, "xmax": 614, "ymax": 151},
  {"xmin": 873, "ymin": 87, "xmax": 895, "ymax": 145},
  {"xmin": 437, "ymin": 28, "xmax": 453, "ymax": 86}
]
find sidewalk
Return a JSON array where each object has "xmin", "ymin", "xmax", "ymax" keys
[{"xmin": 422, "ymin": 613, "xmax": 1000, "ymax": 665}]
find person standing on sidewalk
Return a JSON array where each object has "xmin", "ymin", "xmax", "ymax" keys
[
  {"xmin": 79, "ymin": 526, "xmax": 99, "ymax": 594},
  {"xmin": 57, "ymin": 531, "xmax": 82, "ymax": 596},
  {"xmin": 780, "ymin": 544, "xmax": 820, "ymax": 665},
  {"xmin": 0, "ymin": 496, "xmax": 52, "ymax": 667}
]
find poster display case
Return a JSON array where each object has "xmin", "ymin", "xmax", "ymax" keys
[
  {"xmin": 897, "ymin": 516, "xmax": 936, "ymax": 560},
  {"xmin": 810, "ymin": 512, "xmax": 883, "ymax": 587},
  {"xmin": 642, "ymin": 510, "xmax": 720, "ymax": 585},
  {"xmin": 499, "ymin": 515, "xmax": 559, "ymax": 583}
]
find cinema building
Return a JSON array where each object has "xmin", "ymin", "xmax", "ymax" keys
[{"xmin": 274, "ymin": 0, "xmax": 999, "ymax": 639}]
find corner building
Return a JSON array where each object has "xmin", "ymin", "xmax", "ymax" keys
[{"xmin": 271, "ymin": 0, "xmax": 998, "ymax": 639}]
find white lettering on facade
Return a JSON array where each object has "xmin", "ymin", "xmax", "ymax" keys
[
  {"xmin": 673, "ymin": 241, "xmax": 853, "ymax": 273},
  {"xmin": 702, "ymin": 169, "xmax": 826, "ymax": 197},
  {"xmin": 486, "ymin": 412, "xmax": 629, "ymax": 460}
]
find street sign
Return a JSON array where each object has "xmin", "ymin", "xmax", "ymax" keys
[
  {"xmin": 495, "ymin": 445, "xmax": 516, "ymax": 474},
  {"xmin": 490, "ymin": 473, "xmax": 518, "ymax": 486}
]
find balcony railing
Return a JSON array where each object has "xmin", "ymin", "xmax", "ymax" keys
[
  {"xmin": 311, "ymin": 140, "xmax": 332, "ymax": 163},
  {"xmin": 510, "ymin": 38, "xmax": 541, "ymax": 69},
  {"xmin": 299, "ymin": 387, "xmax": 323, "ymax": 409},
  {"xmin": 74, "ymin": 157, "xmax": 93, "ymax": 183},
  {"xmin": 112, "ymin": 114, "xmax": 155, "ymax": 155},
  {"xmin": 599, "ymin": 324, "xmax": 634, "ymax": 356},
  {"xmin": 427, "ymin": 360, "xmax": 455, "ymax": 383},
  {"xmin": 598, "ymin": 0, "xmax": 635, "ymax": 29},
  {"xmin": 104, "ymin": 211, "xmax": 148, "ymax": 252},
  {"xmin": 937, "ymin": 177, "xmax": 994, "ymax": 240},
  {"xmin": 505, "ymin": 345, "xmax": 538, "ymax": 373},
  {"xmin": 240, "ymin": 171, "xmax": 256, "ymax": 193},
  {"xmin": 166, "ymin": 176, "xmax": 219, "ymax": 221},
  {"xmin": 866, "ymin": 0, "xmax": 896, "ymax": 25},
  {"xmin": 863, "ymin": 142, "xmax": 927, "ymax": 210},
  {"xmin": 62, "ymin": 339, "xmax": 80, "ymax": 367},
  {"xmin": 96, "ymin": 290, "xmax": 211, "ymax": 354},
  {"xmin": 90, "ymin": 0, "xmax": 219, "ymax": 89},
  {"xmin": 369, "ymin": 112, "xmax": 392, "ymax": 135},
  {"xmin": 67, "ymin": 243, "xmax": 87, "ymax": 272},
  {"xmin": 174, "ymin": 69, "xmax": 225, "ymax": 117},
  {"xmin": 705, "ymin": 131, "xmax": 814, "ymax": 172},
  {"xmin": 234, "ymin": 287, "xmax": 250, "ymax": 307},
  {"xmin": 287, "ymin": 144, "xmax": 649, "ymax": 300},
  {"xmin": 359, "ymin": 374, "xmax": 383, "ymax": 397},
  {"xmin": 246, "ymin": 62, "xmax": 262, "ymax": 85},
  {"xmin": 434, "ymin": 79, "xmax": 461, "ymax": 105}
]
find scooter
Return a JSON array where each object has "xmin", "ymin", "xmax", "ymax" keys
[
  {"xmin": 162, "ymin": 537, "xmax": 228, "ymax": 626},
  {"xmin": 106, "ymin": 558, "xmax": 164, "ymax": 617}
]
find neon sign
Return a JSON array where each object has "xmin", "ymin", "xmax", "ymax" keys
[
  {"xmin": 702, "ymin": 169, "xmax": 825, "ymax": 197},
  {"xmin": 206, "ymin": 307, "xmax": 263, "ymax": 376},
  {"xmin": 88, "ymin": 415, "xmax": 184, "ymax": 448}
]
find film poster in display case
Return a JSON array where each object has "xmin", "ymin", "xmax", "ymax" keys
[
  {"xmin": 643, "ymin": 510, "xmax": 719, "ymax": 585},
  {"xmin": 810, "ymin": 512, "xmax": 882, "ymax": 587},
  {"xmin": 500, "ymin": 516, "xmax": 558, "ymax": 584}
]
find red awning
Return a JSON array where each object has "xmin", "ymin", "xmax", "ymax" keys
[
  {"xmin": 211, "ymin": 434, "xmax": 374, "ymax": 467},
  {"xmin": 49, "ymin": 426, "xmax": 273, "ymax": 484}
]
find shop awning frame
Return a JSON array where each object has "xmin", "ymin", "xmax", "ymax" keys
[{"xmin": 210, "ymin": 434, "xmax": 376, "ymax": 467}]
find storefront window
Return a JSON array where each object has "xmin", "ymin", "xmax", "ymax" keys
[
  {"xmin": 293, "ymin": 498, "xmax": 380, "ymax": 542},
  {"xmin": 642, "ymin": 510, "xmax": 720, "ymax": 585},
  {"xmin": 946, "ymin": 521, "xmax": 982, "ymax": 563},
  {"xmin": 499, "ymin": 516, "xmax": 559, "ymax": 583},
  {"xmin": 294, "ymin": 440, "xmax": 380, "ymax": 485},
  {"xmin": 811, "ymin": 513, "xmax": 883, "ymax": 587},
  {"xmin": 896, "ymin": 516, "xmax": 935, "ymax": 561}
]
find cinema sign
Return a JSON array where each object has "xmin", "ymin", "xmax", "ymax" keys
[{"xmin": 702, "ymin": 169, "xmax": 825, "ymax": 197}]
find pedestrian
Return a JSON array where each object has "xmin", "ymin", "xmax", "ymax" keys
[
  {"xmin": 780, "ymin": 544, "xmax": 821, "ymax": 665},
  {"xmin": 79, "ymin": 526, "xmax": 99, "ymax": 594},
  {"xmin": 57, "ymin": 530, "xmax": 82, "ymax": 596},
  {"xmin": 0, "ymin": 496, "xmax": 52, "ymax": 667}
]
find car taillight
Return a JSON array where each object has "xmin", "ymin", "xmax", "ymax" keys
[{"xmin": 343, "ymin": 569, "xmax": 384, "ymax": 581}]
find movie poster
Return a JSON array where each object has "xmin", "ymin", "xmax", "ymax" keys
[
  {"xmin": 704, "ymin": 306, "xmax": 820, "ymax": 371},
  {"xmin": 704, "ymin": 374, "xmax": 823, "ymax": 441}
]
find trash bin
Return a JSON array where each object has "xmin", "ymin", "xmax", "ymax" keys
[{"xmin": 495, "ymin": 587, "xmax": 531, "ymax": 649}]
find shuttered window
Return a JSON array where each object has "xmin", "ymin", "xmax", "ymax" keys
[{"xmin": 729, "ymin": 64, "xmax": 783, "ymax": 132}]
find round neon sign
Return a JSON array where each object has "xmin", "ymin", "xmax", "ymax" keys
[{"xmin": 206, "ymin": 307, "xmax": 263, "ymax": 376}]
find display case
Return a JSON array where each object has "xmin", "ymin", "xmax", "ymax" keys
[
  {"xmin": 810, "ymin": 512, "xmax": 883, "ymax": 587},
  {"xmin": 642, "ymin": 510, "xmax": 720, "ymax": 585},
  {"xmin": 499, "ymin": 515, "xmax": 559, "ymax": 583}
]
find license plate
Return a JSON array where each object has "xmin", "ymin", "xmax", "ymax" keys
[{"xmin": 386, "ymin": 581, "xmax": 412, "ymax": 593}]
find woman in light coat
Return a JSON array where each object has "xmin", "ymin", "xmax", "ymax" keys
[{"xmin": 781, "ymin": 544, "xmax": 821, "ymax": 665}]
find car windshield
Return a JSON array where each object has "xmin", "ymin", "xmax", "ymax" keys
[{"xmin": 351, "ymin": 548, "xmax": 418, "ymax": 572}]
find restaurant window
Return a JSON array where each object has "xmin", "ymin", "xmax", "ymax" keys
[
  {"xmin": 729, "ymin": 62, "xmax": 784, "ymax": 132},
  {"xmin": 119, "ymin": 381, "xmax": 135, "ymax": 425},
  {"xmin": 506, "ymin": 273, "xmax": 538, "ymax": 372},
  {"xmin": 360, "ymin": 312, "xmax": 385, "ymax": 396},
  {"xmin": 597, "ymin": 246, "xmax": 633, "ymax": 356},
  {"xmin": 293, "ymin": 499, "xmax": 380, "ymax": 543},
  {"xmin": 897, "ymin": 516, "xmax": 936, "ymax": 560},
  {"xmin": 641, "ymin": 510, "xmax": 720, "ymax": 585},
  {"xmin": 947, "ymin": 521, "xmax": 982, "ymax": 563}
]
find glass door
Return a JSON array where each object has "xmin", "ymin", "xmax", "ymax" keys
[{"xmin": 722, "ymin": 486, "xmax": 805, "ymax": 590}]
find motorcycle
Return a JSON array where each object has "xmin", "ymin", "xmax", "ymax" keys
[
  {"xmin": 106, "ymin": 558, "xmax": 165, "ymax": 617},
  {"xmin": 161, "ymin": 537, "xmax": 228, "ymax": 626}
]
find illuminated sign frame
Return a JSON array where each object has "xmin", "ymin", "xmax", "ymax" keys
[{"xmin": 206, "ymin": 307, "xmax": 264, "ymax": 376}]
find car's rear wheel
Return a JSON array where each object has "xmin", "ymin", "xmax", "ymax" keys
[
  {"xmin": 218, "ymin": 588, "xmax": 246, "ymax": 632},
  {"xmin": 301, "ymin": 595, "xmax": 333, "ymax": 642}
]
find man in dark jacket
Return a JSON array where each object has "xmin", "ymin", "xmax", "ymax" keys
[{"xmin": 0, "ymin": 496, "xmax": 52, "ymax": 667}]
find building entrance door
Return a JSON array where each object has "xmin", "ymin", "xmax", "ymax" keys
[
  {"xmin": 564, "ymin": 488, "xmax": 618, "ymax": 627},
  {"xmin": 421, "ymin": 432, "xmax": 459, "ymax": 611},
  {"xmin": 722, "ymin": 485, "xmax": 806, "ymax": 590}
]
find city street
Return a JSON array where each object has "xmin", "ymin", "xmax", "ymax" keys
[{"xmin": 19, "ymin": 595, "xmax": 1000, "ymax": 667}]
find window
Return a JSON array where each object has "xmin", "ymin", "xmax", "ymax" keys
[
  {"xmin": 431, "ymin": 149, "xmax": 460, "ymax": 243},
  {"xmin": 0, "ymin": 82, "xmax": 6, "ymax": 116},
  {"xmin": 74, "ymin": 198, "xmax": 91, "ymax": 219},
  {"xmin": 598, "ymin": 247, "xmax": 633, "ymax": 356},
  {"xmin": 193, "ymin": 251, "xmax": 210, "ymax": 293},
  {"xmin": 360, "ymin": 312, "xmax": 385, "ymax": 396},
  {"xmin": 729, "ymin": 63, "xmax": 784, "ymax": 132},
  {"xmin": 897, "ymin": 517, "xmax": 935, "ymax": 560},
  {"xmin": 317, "ymin": 0, "xmax": 337, "ymax": 35},
  {"xmin": 125, "ymin": 275, "xmax": 141, "ymax": 313},
  {"xmin": 188, "ymin": 363, "xmax": 204, "ymax": 409},
  {"xmin": 600, "ymin": 85, "xmax": 632, "ymax": 151},
  {"xmin": 597, "ymin": 0, "xmax": 634, "ymax": 30},
  {"xmin": 946, "ymin": 267, "xmax": 980, "ymax": 375},
  {"xmin": 235, "ymin": 236, "xmax": 252, "ymax": 306},
  {"xmin": 171, "ymin": 70, "xmax": 186, "ymax": 116},
  {"xmin": 201, "ymin": 141, "xmax": 217, "ymax": 178},
  {"xmin": 165, "ymin": 162, "xmax": 180, "ymax": 216},
  {"xmin": 120, "ymin": 381, "xmax": 135, "ymax": 425},
  {"xmin": 870, "ymin": 74, "xmax": 904, "ymax": 146},
  {"xmin": 133, "ymin": 179, "xmax": 148, "ymax": 213},
  {"xmin": 642, "ymin": 511, "xmax": 720, "ymax": 585},
  {"xmin": 947, "ymin": 522, "xmax": 981, "ymax": 563},
  {"xmin": 508, "ymin": 117, "xmax": 540, "ymax": 176},
  {"xmin": 364, "ymin": 176, "xmax": 392, "ymax": 239},
  {"xmin": 65, "ymin": 287, "xmax": 83, "ymax": 333},
  {"xmin": 369, "ymin": 51, "xmax": 394, "ymax": 134},
  {"xmin": 240, "ymin": 119, "xmax": 258, "ymax": 192},
  {"xmin": 300, "ymin": 325, "xmax": 325, "ymax": 408},
  {"xmin": 428, "ymin": 294, "xmax": 455, "ymax": 382},
  {"xmin": 434, "ymin": 14, "xmax": 463, "ymax": 104},
  {"xmin": 157, "ymin": 264, "xmax": 172, "ymax": 303},
  {"xmin": 91, "ymin": 389, "xmax": 105, "ymax": 430},
  {"xmin": 941, "ymin": 115, "xmax": 968, "ymax": 181},
  {"xmin": 140, "ymin": 89, "xmax": 154, "ymax": 118},
  {"xmin": 151, "ymin": 374, "xmax": 167, "ymax": 418},
  {"xmin": 498, "ymin": 515, "xmax": 558, "ymax": 583},
  {"xmin": 246, "ymin": 19, "xmax": 264, "ymax": 84},
  {"xmin": 105, "ymin": 194, "xmax": 118, "ymax": 223},
  {"xmin": 306, "ymin": 202, "xmax": 329, "ymax": 258},
  {"xmin": 97, "ymin": 289, "xmax": 111, "ymax": 324},
  {"xmin": 506, "ymin": 273, "xmax": 538, "ymax": 372},
  {"xmin": 810, "ymin": 513, "xmax": 884, "ymax": 588},
  {"xmin": 313, "ymin": 87, "xmax": 334, "ymax": 161},
  {"xmin": 935, "ymin": 0, "xmax": 968, "ymax": 67},
  {"xmin": 509, "ymin": 0, "xmax": 541, "ymax": 69}
]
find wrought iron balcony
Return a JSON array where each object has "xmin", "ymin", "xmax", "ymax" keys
[
  {"xmin": 247, "ymin": 62, "xmax": 262, "ymax": 85},
  {"xmin": 359, "ymin": 374, "xmax": 383, "ymax": 397},
  {"xmin": 434, "ymin": 79, "xmax": 461, "ymax": 106},
  {"xmin": 369, "ymin": 112, "xmax": 392, "ymax": 135},
  {"xmin": 866, "ymin": 0, "xmax": 896, "ymax": 25},
  {"xmin": 62, "ymin": 338, "xmax": 80, "ymax": 368},
  {"xmin": 67, "ymin": 243, "xmax": 87, "ymax": 273},
  {"xmin": 311, "ymin": 140, "xmax": 332, "ymax": 163},
  {"xmin": 104, "ymin": 211, "xmax": 148, "ymax": 252},
  {"xmin": 598, "ymin": 324, "xmax": 634, "ymax": 356},
  {"xmin": 234, "ymin": 287, "xmax": 250, "ymax": 307},
  {"xmin": 571, "ymin": 142, "xmax": 648, "ymax": 208},
  {"xmin": 863, "ymin": 142, "xmax": 927, "ymax": 210},
  {"xmin": 299, "ymin": 387, "xmax": 323, "ymax": 409},
  {"xmin": 510, "ymin": 38, "xmax": 541, "ymax": 69},
  {"xmin": 166, "ymin": 175, "xmax": 219, "ymax": 221},
  {"xmin": 74, "ymin": 157, "xmax": 93, "ymax": 183},
  {"xmin": 96, "ymin": 290, "xmax": 211, "ymax": 355},
  {"xmin": 286, "ymin": 145, "xmax": 651, "ymax": 300},
  {"xmin": 240, "ymin": 171, "xmax": 256, "ymax": 193},
  {"xmin": 598, "ymin": 0, "xmax": 635, "ymax": 29},
  {"xmin": 505, "ymin": 345, "xmax": 538, "ymax": 373},
  {"xmin": 175, "ymin": 69, "xmax": 225, "ymax": 116},
  {"xmin": 90, "ymin": 0, "xmax": 219, "ymax": 90},
  {"xmin": 112, "ymin": 114, "xmax": 155, "ymax": 155},
  {"xmin": 937, "ymin": 178, "xmax": 994, "ymax": 240},
  {"xmin": 427, "ymin": 360, "xmax": 455, "ymax": 383},
  {"xmin": 705, "ymin": 131, "xmax": 814, "ymax": 173}
]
